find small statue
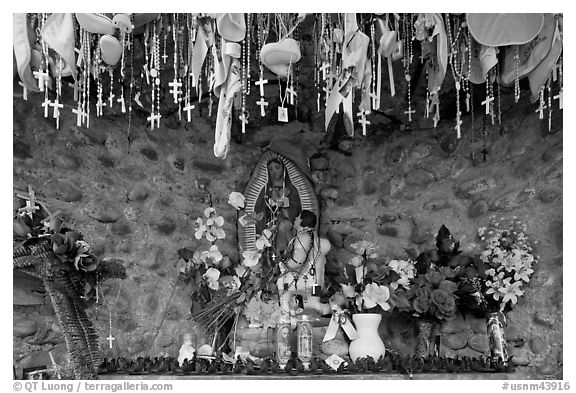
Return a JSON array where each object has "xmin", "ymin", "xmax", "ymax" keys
[{"xmin": 177, "ymin": 333, "xmax": 196, "ymax": 365}]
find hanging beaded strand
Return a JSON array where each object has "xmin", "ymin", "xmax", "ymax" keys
[
  {"xmin": 84, "ymin": 30, "xmax": 92, "ymax": 128},
  {"xmin": 496, "ymin": 62, "xmax": 502, "ymax": 125},
  {"xmin": 155, "ymin": 22, "xmax": 162, "ymax": 128},
  {"xmin": 117, "ymin": 30, "xmax": 127, "ymax": 114},
  {"xmin": 488, "ymin": 69, "xmax": 495, "ymax": 125},
  {"xmin": 239, "ymin": 14, "xmax": 250, "ymax": 134},
  {"xmin": 403, "ymin": 14, "xmax": 415, "ymax": 123},
  {"xmin": 514, "ymin": 45, "xmax": 520, "ymax": 103},
  {"xmin": 52, "ymin": 55, "xmax": 63, "ymax": 129},
  {"xmin": 370, "ymin": 19, "xmax": 377, "ymax": 110},
  {"xmin": 547, "ymin": 77, "xmax": 553, "ymax": 132},
  {"xmin": 127, "ymin": 15, "xmax": 135, "ymax": 145},
  {"xmin": 292, "ymin": 17, "xmax": 299, "ymax": 120}
]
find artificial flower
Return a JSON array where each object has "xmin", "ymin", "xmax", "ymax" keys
[
  {"xmin": 255, "ymin": 229, "xmax": 272, "ymax": 250},
  {"xmin": 430, "ymin": 289, "xmax": 456, "ymax": 317},
  {"xmin": 219, "ymin": 275, "xmax": 241, "ymax": 295},
  {"xmin": 388, "ymin": 259, "xmax": 416, "ymax": 290},
  {"xmin": 242, "ymin": 250, "xmax": 261, "ymax": 267},
  {"xmin": 203, "ymin": 267, "xmax": 221, "ymax": 290},
  {"xmin": 195, "ymin": 218, "xmax": 207, "ymax": 240},
  {"xmin": 362, "ymin": 283, "xmax": 391, "ymax": 311},
  {"xmin": 340, "ymin": 283, "xmax": 356, "ymax": 298},
  {"xmin": 228, "ymin": 192, "xmax": 245, "ymax": 210},
  {"xmin": 200, "ymin": 245, "xmax": 223, "ymax": 266},
  {"xmin": 204, "ymin": 207, "xmax": 224, "ymax": 226}
]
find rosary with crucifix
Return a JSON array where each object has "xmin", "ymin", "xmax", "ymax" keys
[{"xmin": 98, "ymin": 279, "xmax": 124, "ymax": 349}]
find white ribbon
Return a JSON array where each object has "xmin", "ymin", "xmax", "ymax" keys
[{"xmin": 323, "ymin": 307, "xmax": 358, "ymax": 342}]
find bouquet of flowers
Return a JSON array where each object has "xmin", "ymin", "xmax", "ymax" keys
[
  {"xmin": 406, "ymin": 265, "xmax": 459, "ymax": 321},
  {"xmin": 183, "ymin": 191, "xmax": 282, "ymax": 347},
  {"xmin": 476, "ymin": 216, "xmax": 538, "ymax": 312},
  {"xmin": 333, "ymin": 253, "xmax": 415, "ymax": 315}
]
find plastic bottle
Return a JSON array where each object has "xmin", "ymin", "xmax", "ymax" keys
[
  {"xmin": 296, "ymin": 314, "xmax": 313, "ymax": 368},
  {"xmin": 276, "ymin": 313, "xmax": 292, "ymax": 367}
]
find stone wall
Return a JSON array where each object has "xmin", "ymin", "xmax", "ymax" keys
[{"xmin": 13, "ymin": 70, "xmax": 562, "ymax": 379}]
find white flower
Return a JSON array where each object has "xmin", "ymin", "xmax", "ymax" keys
[
  {"xmin": 362, "ymin": 283, "xmax": 390, "ymax": 311},
  {"xmin": 204, "ymin": 207, "xmax": 224, "ymax": 227},
  {"xmin": 203, "ymin": 267, "xmax": 221, "ymax": 290},
  {"xmin": 228, "ymin": 192, "xmax": 246, "ymax": 210},
  {"xmin": 340, "ymin": 284, "xmax": 356, "ymax": 298},
  {"xmin": 242, "ymin": 250, "xmax": 261, "ymax": 267},
  {"xmin": 255, "ymin": 229, "xmax": 272, "ymax": 250},
  {"xmin": 195, "ymin": 218, "xmax": 207, "ymax": 240},
  {"xmin": 200, "ymin": 245, "xmax": 223, "ymax": 266}
]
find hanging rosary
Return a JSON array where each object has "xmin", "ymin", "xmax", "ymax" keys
[
  {"xmin": 255, "ymin": 14, "xmax": 269, "ymax": 117},
  {"xmin": 402, "ymin": 14, "xmax": 415, "ymax": 123},
  {"xmin": 99, "ymin": 279, "xmax": 124, "ymax": 349}
]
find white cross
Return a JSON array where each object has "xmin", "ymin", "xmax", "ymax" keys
[
  {"xmin": 169, "ymin": 79, "xmax": 183, "ymax": 103},
  {"xmin": 404, "ymin": 106, "xmax": 416, "ymax": 122},
  {"xmin": 257, "ymin": 97, "xmax": 269, "ymax": 117},
  {"xmin": 255, "ymin": 76, "xmax": 268, "ymax": 97},
  {"xmin": 162, "ymin": 53, "xmax": 168, "ymax": 64},
  {"xmin": 552, "ymin": 63, "xmax": 561, "ymax": 82},
  {"xmin": 147, "ymin": 113, "xmax": 161, "ymax": 130},
  {"xmin": 18, "ymin": 185, "xmax": 39, "ymax": 220},
  {"xmin": 34, "ymin": 70, "xmax": 50, "ymax": 92},
  {"xmin": 42, "ymin": 97, "xmax": 52, "ymax": 118},
  {"xmin": 553, "ymin": 88, "xmax": 563, "ymax": 110},
  {"xmin": 455, "ymin": 114, "xmax": 463, "ymax": 139},
  {"xmin": 183, "ymin": 101, "xmax": 195, "ymax": 122},
  {"xmin": 117, "ymin": 96, "xmax": 126, "ymax": 113},
  {"xmin": 536, "ymin": 101, "xmax": 547, "ymax": 120},
  {"xmin": 96, "ymin": 95, "xmax": 106, "ymax": 116},
  {"xmin": 72, "ymin": 105, "xmax": 86, "ymax": 127},
  {"xmin": 357, "ymin": 111, "xmax": 370, "ymax": 135},
  {"xmin": 18, "ymin": 82, "xmax": 28, "ymax": 100},
  {"xmin": 481, "ymin": 95, "xmax": 494, "ymax": 115},
  {"xmin": 286, "ymin": 86, "xmax": 297, "ymax": 105},
  {"xmin": 106, "ymin": 333, "xmax": 115, "ymax": 349},
  {"xmin": 239, "ymin": 111, "xmax": 249, "ymax": 134},
  {"xmin": 67, "ymin": 81, "xmax": 84, "ymax": 101},
  {"xmin": 50, "ymin": 98, "xmax": 63, "ymax": 119},
  {"xmin": 108, "ymin": 92, "xmax": 115, "ymax": 108}
]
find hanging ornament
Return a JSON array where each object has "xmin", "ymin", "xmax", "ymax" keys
[
  {"xmin": 514, "ymin": 45, "xmax": 520, "ymax": 103},
  {"xmin": 402, "ymin": 14, "xmax": 415, "ymax": 123},
  {"xmin": 536, "ymin": 85, "xmax": 546, "ymax": 120},
  {"xmin": 547, "ymin": 77, "xmax": 552, "ymax": 132}
]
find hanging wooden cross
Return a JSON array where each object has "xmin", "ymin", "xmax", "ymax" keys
[
  {"xmin": 481, "ymin": 148, "xmax": 489, "ymax": 162},
  {"xmin": 481, "ymin": 95, "xmax": 494, "ymax": 115},
  {"xmin": 239, "ymin": 111, "xmax": 249, "ymax": 134},
  {"xmin": 162, "ymin": 52, "xmax": 168, "ymax": 64},
  {"xmin": 117, "ymin": 96, "xmax": 126, "ymax": 113},
  {"xmin": 286, "ymin": 86, "xmax": 297, "ymax": 106},
  {"xmin": 255, "ymin": 75, "xmax": 268, "ymax": 97},
  {"xmin": 67, "ymin": 81, "xmax": 84, "ymax": 101},
  {"xmin": 72, "ymin": 105, "xmax": 86, "ymax": 127},
  {"xmin": 454, "ymin": 113, "xmax": 463, "ymax": 139},
  {"xmin": 50, "ymin": 98, "xmax": 64, "ymax": 129},
  {"xmin": 18, "ymin": 82, "xmax": 28, "ymax": 100},
  {"xmin": 536, "ymin": 100, "xmax": 547, "ymax": 120},
  {"xmin": 257, "ymin": 97, "xmax": 269, "ymax": 117},
  {"xmin": 50, "ymin": 98, "xmax": 63, "ymax": 118},
  {"xmin": 96, "ymin": 95, "xmax": 106, "ymax": 116},
  {"xmin": 404, "ymin": 106, "xmax": 415, "ymax": 122},
  {"xmin": 108, "ymin": 91, "xmax": 115, "ymax": 108},
  {"xmin": 33, "ymin": 69, "xmax": 50, "ymax": 92},
  {"xmin": 553, "ymin": 88, "xmax": 563, "ymax": 110},
  {"xmin": 183, "ymin": 101, "xmax": 195, "ymax": 122},
  {"xmin": 41, "ymin": 97, "xmax": 52, "ymax": 118},
  {"xmin": 168, "ymin": 79, "xmax": 183, "ymax": 103},
  {"xmin": 357, "ymin": 111, "xmax": 370, "ymax": 135},
  {"xmin": 18, "ymin": 185, "xmax": 40, "ymax": 220},
  {"xmin": 147, "ymin": 113, "xmax": 161, "ymax": 130},
  {"xmin": 106, "ymin": 332, "xmax": 115, "ymax": 349}
]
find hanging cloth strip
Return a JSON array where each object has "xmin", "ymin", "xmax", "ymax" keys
[
  {"xmin": 500, "ymin": 13, "xmax": 556, "ymax": 87},
  {"xmin": 40, "ymin": 13, "xmax": 77, "ymax": 81},
  {"xmin": 192, "ymin": 20, "xmax": 212, "ymax": 93},
  {"xmin": 213, "ymin": 58, "xmax": 241, "ymax": 158},
  {"xmin": 13, "ymin": 14, "xmax": 40, "ymax": 92},
  {"xmin": 528, "ymin": 16, "xmax": 562, "ymax": 103}
]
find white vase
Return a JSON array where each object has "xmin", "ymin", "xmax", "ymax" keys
[{"xmin": 348, "ymin": 313, "xmax": 386, "ymax": 361}]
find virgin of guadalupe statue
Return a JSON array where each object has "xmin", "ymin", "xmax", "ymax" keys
[
  {"xmin": 239, "ymin": 141, "xmax": 330, "ymax": 317},
  {"xmin": 239, "ymin": 140, "xmax": 319, "ymax": 257}
]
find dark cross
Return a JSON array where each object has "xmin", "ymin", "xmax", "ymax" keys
[{"xmin": 481, "ymin": 148, "xmax": 488, "ymax": 162}]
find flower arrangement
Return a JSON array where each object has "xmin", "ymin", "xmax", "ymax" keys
[
  {"xmin": 184, "ymin": 191, "xmax": 282, "ymax": 342},
  {"xmin": 476, "ymin": 216, "xmax": 538, "ymax": 312},
  {"xmin": 407, "ymin": 266, "xmax": 459, "ymax": 321},
  {"xmin": 333, "ymin": 253, "xmax": 415, "ymax": 315}
]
